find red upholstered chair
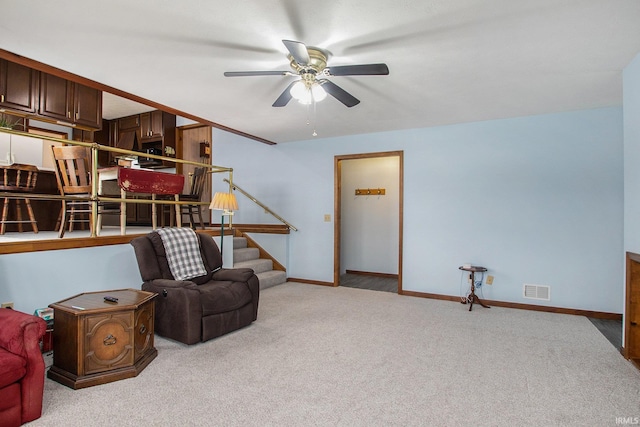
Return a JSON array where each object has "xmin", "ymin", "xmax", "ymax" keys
[{"xmin": 0, "ymin": 308, "xmax": 47, "ymax": 427}]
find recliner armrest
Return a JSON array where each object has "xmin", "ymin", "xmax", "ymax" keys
[
  {"xmin": 143, "ymin": 278, "xmax": 202, "ymax": 345},
  {"xmin": 149, "ymin": 278, "xmax": 199, "ymax": 289},
  {"xmin": 212, "ymin": 268, "xmax": 256, "ymax": 282},
  {"xmin": 0, "ymin": 309, "xmax": 46, "ymax": 357}
]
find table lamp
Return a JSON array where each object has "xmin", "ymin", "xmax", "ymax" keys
[{"xmin": 209, "ymin": 192, "xmax": 238, "ymax": 264}]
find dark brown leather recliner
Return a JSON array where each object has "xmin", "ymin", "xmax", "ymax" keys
[{"xmin": 130, "ymin": 231, "xmax": 259, "ymax": 345}]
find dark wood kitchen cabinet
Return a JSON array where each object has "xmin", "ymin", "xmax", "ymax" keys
[
  {"xmin": 73, "ymin": 83, "xmax": 102, "ymax": 129},
  {"xmin": 113, "ymin": 111, "xmax": 176, "ymax": 167},
  {"xmin": 117, "ymin": 114, "xmax": 140, "ymax": 132},
  {"xmin": 39, "ymin": 73, "xmax": 102, "ymax": 130},
  {"xmin": 38, "ymin": 73, "xmax": 69, "ymax": 122},
  {"xmin": 139, "ymin": 110, "xmax": 163, "ymax": 140},
  {"xmin": 72, "ymin": 128, "xmax": 94, "ymax": 142},
  {"xmin": 92, "ymin": 119, "xmax": 118, "ymax": 167},
  {"xmin": 126, "ymin": 196, "xmax": 152, "ymax": 225},
  {"xmin": 0, "ymin": 59, "xmax": 39, "ymax": 114},
  {"xmin": 142, "ymin": 111, "xmax": 176, "ymax": 166}
]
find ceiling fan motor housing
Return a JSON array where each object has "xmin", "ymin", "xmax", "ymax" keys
[{"xmin": 288, "ymin": 47, "xmax": 328, "ymax": 75}]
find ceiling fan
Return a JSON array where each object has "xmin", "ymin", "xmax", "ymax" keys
[{"xmin": 224, "ymin": 40, "xmax": 389, "ymax": 108}]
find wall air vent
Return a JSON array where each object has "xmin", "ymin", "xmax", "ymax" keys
[{"xmin": 523, "ymin": 284, "xmax": 550, "ymax": 301}]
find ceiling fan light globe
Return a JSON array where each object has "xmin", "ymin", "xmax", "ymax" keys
[
  {"xmin": 290, "ymin": 81, "xmax": 308, "ymax": 101},
  {"xmin": 312, "ymin": 83, "xmax": 327, "ymax": 102}
]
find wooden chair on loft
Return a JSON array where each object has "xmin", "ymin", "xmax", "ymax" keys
[
  {"xmin": 51, "ymin": 146, "xmax": 121, "ymax": 238},
  {"xmin": 0, "ymin": 164, "xmax": 39, "ymax": 235},
  {"xmin": 161, "ymin": 166, "xmax": 208, "ymax": 229}
]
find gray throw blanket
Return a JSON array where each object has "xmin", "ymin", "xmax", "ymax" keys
[{"xmin": 155, "ymin": 228, "xmax": 207, "ymax": 280}]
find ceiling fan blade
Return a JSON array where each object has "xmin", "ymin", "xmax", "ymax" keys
[
  {"xmin": 224, "ymin": 71, "xmax": 291, "ymax": 77},
  {"xmin": 318, "ymin": 80, "xmax": 360, "ymax": 107},
  {"xmin": 282, "ymin": 39, "xmax": 310, "ymax": 66},
  {"xmin": 272, "ymin": 81, "xmax": 298, "ymax": 107},
  {"xmin": 326, "ymin": 63, "xmax": 389, "ymax": 76}
]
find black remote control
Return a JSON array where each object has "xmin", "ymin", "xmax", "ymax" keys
[{"xmin": 104, "ymin": 296, "xmax": 118, "ymax": 303}]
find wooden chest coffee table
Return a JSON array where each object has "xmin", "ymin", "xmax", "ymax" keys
[{"xmin": 47, "ymin": 289, "xmax": 157, "ymax": 389}]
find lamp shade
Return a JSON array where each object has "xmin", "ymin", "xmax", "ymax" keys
[{"xmin": 210, "ymin": 192, "xmax": 238, "ymax": 212}]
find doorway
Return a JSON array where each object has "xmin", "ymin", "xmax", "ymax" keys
[{"xmin": 334, "ymin": 151, "xmax": 403, "ymax": 293}]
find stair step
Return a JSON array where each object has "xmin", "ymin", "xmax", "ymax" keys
[
  {"xmin": 234, "ymin": 258, "xmax": 273, "ymax": 274},
  {"xmin": 232, "ymin": 235, "xmax": 286, "ymax": 290},
  {"xmin": 233, "ymin": 247, "xmax": 259, "ymax": 263},
  {"xmin": 256, "ymin": 270, "xmax": 287, "ymax": 290},
  {"xmin": 233, "ymin": 237, "xmax": 247, "ymax": 249}
]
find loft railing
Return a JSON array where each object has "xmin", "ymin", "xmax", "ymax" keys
[
  {"xmin": 223, "ymin": 178, "xmax": 298, "ymax": 232},
  {"xmin": 0, "ymin": 127, "xmax": 233, "ymax": 237}
]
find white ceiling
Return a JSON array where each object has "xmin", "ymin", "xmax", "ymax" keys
[
  {"xmin": 2, "ymin": 0, "xmax": 640, "ymax": 144},
  {"xmin": 101, "ymin": 92, "xmax": 155, "ymax": 120}
]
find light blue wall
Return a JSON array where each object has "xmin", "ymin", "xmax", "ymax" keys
[
  {"xmin": 0, "ymin": 106, "xmax": 625, "ymax": 314},
  {"xmin": 0, "ymin": 245, "xmax": 143, "ymax": 313},
  {"xmin": 214, "ymin": 107, "xmax": 623, "ymax": 313},
  {"xmin": 624, "ymin": 53, "xmax": 640, "ymax": 254},
  {"xmin": 0, "ymin": 235, "xmax": 230, "ymax": 313}
]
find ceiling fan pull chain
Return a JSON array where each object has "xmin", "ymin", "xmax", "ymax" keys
[{"xmin": 312, "ymin": 96, "xmax": 318, "ymax": 137}]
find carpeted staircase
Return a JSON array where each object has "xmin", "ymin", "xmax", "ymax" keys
[{"xmin": 233, "ymin": 236, "xmax": 287, "ymax": 290}]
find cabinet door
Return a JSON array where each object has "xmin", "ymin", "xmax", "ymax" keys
[
  {"xmin": 39, "ymin": 73, "xmax": 72, "ymax": 122},
  {"xmin": 93, "ymin": 119, "xmax": 111, "ymax": 167},
  {"xmin": 134, "ymin": 300, "xmax": 154, "ymax": 361},
  {"xmin": 140, "ymin": 110, "xmax": 163, "ymax": 139},
  {"xmin": 161, "ymin": 112, "xmax": 176, "ymax": 165},
  {"xmin": 0, "ymin": 60, "xmax": 38, "ymax": 113},
  {"xmin": 150, "ymin": 110, "xmax": 163, "ymax": 137},
  {"xmin": 73, "ymin": 83, "xmax": 102, "ymax": 129},
  {"xmin": 108, "ymin": 120, "xmax": 118, "ymax": 166},
  {"xmin": 109, "ymin": 120, "xmax": 118, "ymax": 146},
  {"xmin": 126, "ymin": 201, "xmax": 138, "ymax": 224},
  {"xmin": 83, "ymin": 312, "xmax": 134, "ymax": 375},
  {"xmin": 137, "ymin": 202, "xmax": 152, "ymax": 224},
  {"xmin": 118, "ymin": 114, "xmax": 140, "ymax": 131},
  {"xmin": 126, "ymin": 198, "xmax": 152, "ymax": 225},
  {"xmin": 72, "ymin": 128, "xmax": 94, "ymax": 142}
]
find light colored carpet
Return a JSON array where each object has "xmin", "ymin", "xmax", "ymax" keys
[{"xmin": 29, "ymin": 282, "xmax": 640, "ymax": 426}]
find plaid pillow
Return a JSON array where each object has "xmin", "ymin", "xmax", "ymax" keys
[{"xmin": 155, "ymin": 228, "xmax": 207, "ymax": 281}]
